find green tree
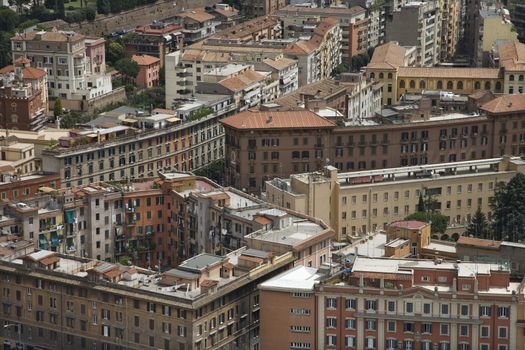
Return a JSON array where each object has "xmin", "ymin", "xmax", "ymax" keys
[
  {"xmin": 106, "ymin": 41, "xmax": 124, "ymax": 66},
  {"xmin": 465, "ymin": 207, "xmax": 491, "ymax": 239},
  {"xmin": 53, "ymin": 98, "xmax": 64, "ymax": 118},
  {"xmin": 96, "ymin": 0, "xmax": 110, "ymax": 14},
  {"xmin": 194, "ymin": 159, "xmax": 225, "ymax": 185},
  {"xmin": 0, "ymin": 8, "xmax": 19, "ymax": 31},
  {"xmin": 417, "ymin": 195, "xmax": 424, "ymax": 212},
  {"xmin": 116, "ymin": 57, "xmax": 139, "ymax": 83},
  {"xmin": 490, "ymin": 173, "xmax": 525, "ymax": 241},
  {"xmin": 405, "ymin": 212, "xmax": 448, "ymax": 234}
]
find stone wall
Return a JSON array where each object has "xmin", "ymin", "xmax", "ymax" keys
[
  {"xmin": 57, "ymin": 0, "xmax": 220, "ymax": 36},
  {"xmin": 49, "ymin": 87, "xmax": 127, "ymax": 113}
]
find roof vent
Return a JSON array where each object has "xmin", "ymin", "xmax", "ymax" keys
[
  {"xmin": 508, "ymin": 102, "xmax": 512, "ymax": 107},
  {"xmin": 266, "ymin": 116, "xmax": 273, "ymax": 123}
]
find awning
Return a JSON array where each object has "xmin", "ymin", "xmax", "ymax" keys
[
  {"xmin": 166, "ymin": 117, "xmax": 181, "ymax": 123},
  {"xmin": 39, "ymin": 186, "xmax": 56, "ymax": 193},
  {"xmin": 65, "ymin": 210, "xmax": 75, "ymax": 224},
  {"xmin": 50, "ymin": 231, "xmax": 58, "ymax": 247},
  {"xmin": 39, "ymin": 235, "xmax": 48, "ymax": 250}
]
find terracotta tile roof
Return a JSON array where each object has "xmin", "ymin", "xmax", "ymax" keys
[
  {"xmin": 40, "ymin": 255, "xmax": 60, "ymax": 266},
  {"xmin": 220, "ymin": 110, "xmax": 336, "ymax": 130},
  {"xmin": 313, "ymin": 17, "xmax": 339, "ymax": 36},
  {"xmin": 367, "ymin": 41, "xmax": 407, "ymax": 69},
  {"xmin": 456, "ymin": 236, "xmax": 501, "ymax": 249},
  {"xmin": 468, "ymin": 90, "xmax": 494, "ymax": 100},
  {"xmin": 389, "ymin": 220, "xmax": 428, "ymax": 230},
  {"xmin": 498, "ymin": 41, "xmax": 525, "ymax": 72},
  {"xmin": 285, "ymin": 40, "xmax": 317, "ymax": 55},
  {"xmin": 397, "ymin": 67, "xmax": 501, "ymax": 79},
  {"xmin": 0, "ymin": 65, "xmax": 14, "ymax": 75},
  {"xmin": 213, "ymin": 7, "xmax": 239, "ymax": 18},
  {"xmin": 219, "ymin": 70, "xmax": 264, "ymax": 91},
  {"xmin": 132, "ymin": 54, "xmax": 160, "ymax": 66},
  {"xmin": 0, "ymin": 65, "xmax": 46, "ymax": 79},
  {"xmin": 15, "ymin": 57, "xmax": 31, "ymax": 64},
  {"xmin": 177, "ymin": 9, "xmax": 216, "ymax": 23},
  {"xmin": 275, "ymin": 79, "xmax": 347, "ymax": 109},
  {"xmin": 22, "ymin": 67, "xmax": 46, "ymax": 79},
  {"xmin": 214, "ymin": 16, "xmax": 279, "ymax": 39},
  {"xmin": 480, "ymin": 93, "xmax": 525, "ymax": 114},
  {"xmin": 262, "ymin": 57, "xmax": 296, "ymax": 70},
  {"xmin": 255, "ymin": 216, "xmax": 272, "ymax": 225},
  {"xmin": 13, "ymin": 30, "xmax": 84, "ymax": 42}
]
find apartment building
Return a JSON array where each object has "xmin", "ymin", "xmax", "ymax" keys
[
  {"xmin": 131, "ymin": 54, "xmax": 161, "ymax": 89},
  {"xmin": 174, "ymin": 9, "xmax": 220, "ymax": 44},
  {"xmin": 266, "ymin": 157, "xmax": 525, "ymax": 240},
  {"xmin": 254, "ymin": 56, "xmax": 299, "ymax": 95},
  {"xmin": 0, "ymin": 60, "xmax": 48, "ymax": 131},
  {"xmin": 209, "ymin": 4, "xmax": 241, "ymax": 30},
  {"xmin": 11, "ymin": 29, "xmax": 112, "ymax": 103},
  {"xmin": 440, "ymin": 0, "xmax": 461, "ymax": 61},
  {"xmin": 241, "ymin": 0, "xmax": 286, "ymax": 18},
  {"xmin": 386, "ymin": 0, "xmax": 442, "ymax": 66},
  {"xmin": 365, "ymin": 41, "xmax": 504, "ymax": 104},
  {"xmin": 0, "ymin": 246, "xmax": 295, "ymax": 350},
  {"xmin": 38, "ymin": 104, "xmax": 229, "ymax": 188},
  {"xmin": 224, "ymin": 93, "xmax": 525, "ymax": 194},
  {"xmin": 0, "ymin": 173, "xmax": 60, "ymax": 202},
  {"xmin": 165, "ymin": 17, "xmax": 284, "ymax": 103},
  {"xmin": 260, "ymin": 256, "xmax": 521, "ymax": 350},
  {"xmin": 276, "ymin": 5, "xmax": 368, "ymax": 62},
  {"xmin": 122, "ymin": 21, "xmax": 184, "ymax": 67},
  {"xmin": 340, "ymin": 72, "xmax": 382, "ymax": 124},
  {"xmin": 496, "ymin": 41, "xmax": 525, "ymax": 95},
  {"xmin": 474, "ymin": 5, "xmax": 518, "ymax": 67},
  {"xmin": 196, "ymin": 64, "xmax": 280, "ymax": 111},
  {"xmin": 456, "ymin": 236, "xmax": 525, "ymax": 272},
  {"xmin": 284, "ymin": 18, "xmax": 342, "ymax": 86}
]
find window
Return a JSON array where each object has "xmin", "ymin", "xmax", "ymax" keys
[
  {"xmin": 346, "ymin": 298, "xmax": 356, "ymax": 310},
  {"xmin": 497, "ymin": 306, "xmax": 509, "ymax": 318},
  {"xmin": 365, "ymin": 319, "xmax": 376, "ymax": 330},
  {"xmin": 405, "ymin": 302, "xmax": 414, "ymax": 314},
  {"xmin": 404, "ymin": 322, "xmax": 414, "ymax": 332},
  {"xmin": 386, "ymin": 339, "xmax": 397, "ymax": 350},
  {"xmin": 345, "ymin": 336, "xmax": 356, "ymax": 347},
  {"xmin": 460, "ymin": 304, "xmax": 469, "ymax": 316},
  {"xmin": 326, "ymin": 317, "xmax": 337, "ymax": 328},
  {"xmin": 326, "ymin": 297, "xmax": 337, "ymax": 309},
  {"xmin": 387, "ymin": 321, "xmax": 396, "ymax": 332},
  {"xmin": 480, "ymin": 326, "xmax": 489, "ymax": 337},
  {"xmin": 326, "ymin": 335, "xmax": 336, "ymax": 346},
  {"xmin": 498, "ymin": 327, "xmax": 507, "ymax": 338},
  {"xmin": 345, "ymin": 318, "xmax": 356, "ymax": 329},
  {"xmin": 440, "ymin": 324, "xmax": 449, "ymax": 335},
  {"xmin": 460, "ymin": 324, "xmax": 468, "ymax": 336},
  {"xmin": 441, "ymin": 304, "xmax": 449, "ymax": 315},
  {"xmin": 365, "ymin": 337, "xmax": 376, "ymax": 349},
  {"xmin": 421, "ymin": 323, "xmax": 432, "ymax": 333},
  {"xmin": 423, "ymin": 303, "xmax": 431, "ymax": 314},
  {"xmin": 387, "ymin": 301, "xmax": 396, "ymax": 312},
  {"xmin": 365, "ymin": 300, "xmax": 376, "ymax": 311},
  {"xmin": 480, "ymin": 306, "xmax": 491, "ymax": 317}
]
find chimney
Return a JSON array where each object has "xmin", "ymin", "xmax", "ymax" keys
[{"xmin": 266, "ymin": 115, "xmax": 272, "ymax": 123}]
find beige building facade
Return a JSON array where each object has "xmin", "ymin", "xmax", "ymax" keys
[{"xmin": 265, "ymin": 157, "xmax": 525, "ymax": 241}]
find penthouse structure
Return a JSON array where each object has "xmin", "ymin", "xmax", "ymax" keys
[
  {"xmin": 266, "ymin": 157, "xmax": 525, "ymax": 240},
  {"xmin": 122, "ymin": 21, "xmax": 184, "ymax": 67},
  {"xmin": 223, "ymin": 94, "xmax": 525, "ymax": 194},
  {"xmin": 260, "ymin": 257, "xmax": 521, "ymax": 350}
]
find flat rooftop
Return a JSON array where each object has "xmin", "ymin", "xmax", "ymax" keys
[
  {"xmin": 248, "ymin": 219, "xmax": 326, "ymax": 246},
  {"xmin": 259, "ymin": 265, "xmax": 322, "ymax": 291}
]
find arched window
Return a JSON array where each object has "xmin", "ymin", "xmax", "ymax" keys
[
  {"xmin": 379, "ymin": 72, "xmax": 384, "ymax": 79},
  {"xmin": 388, "ymin": 73, "xmax": 393, "ymax": 79},
  {"xmin": 510, "ymin": 74, "xmax": 515, "ymax": 81},
  {"xmin": 485, "ymin": 81, "xmax": 491, "ymax": 90},
  {"xmin": 437, "ymin": 80, "xmax": 443, "ymax": 89},
  {"xmin": 399, "ymin": 80, "xmax": 405, "ymax": 88},
  {"xmin": 10, "ymin": 114, "xmax": 18, "ymax": 123},
  {"xmin": 419, "ymin": 80, "xmax": 426, "ymax": 89},
  {"xmin": 457, "ymin": 81, "xmax": 464, "ymax": 90},
  {"xmin": 370, "ymin": 72, "xmax": 375, "ymax": 79},
  {"xmin": 409, "ymin": 80, "xmax": 416, "ymax": 88},
  {"xmin": 474, "ymin": 81, "xmax": 481, "ymax": 90},
  {"xmin": 495, "ymin": 81, "xmax": 501, "ymax": 92},
  {"xmin": 519, "ymin": 75, "xmax": 524, "ymax": 81},
  {"xmin": 447, "ymin": 81, "xmax": 453, "ymax": 89}
]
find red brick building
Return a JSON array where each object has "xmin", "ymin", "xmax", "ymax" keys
[{"xmin": 260, "ymin": 256, "xmax": 519, "ymax": 350}]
